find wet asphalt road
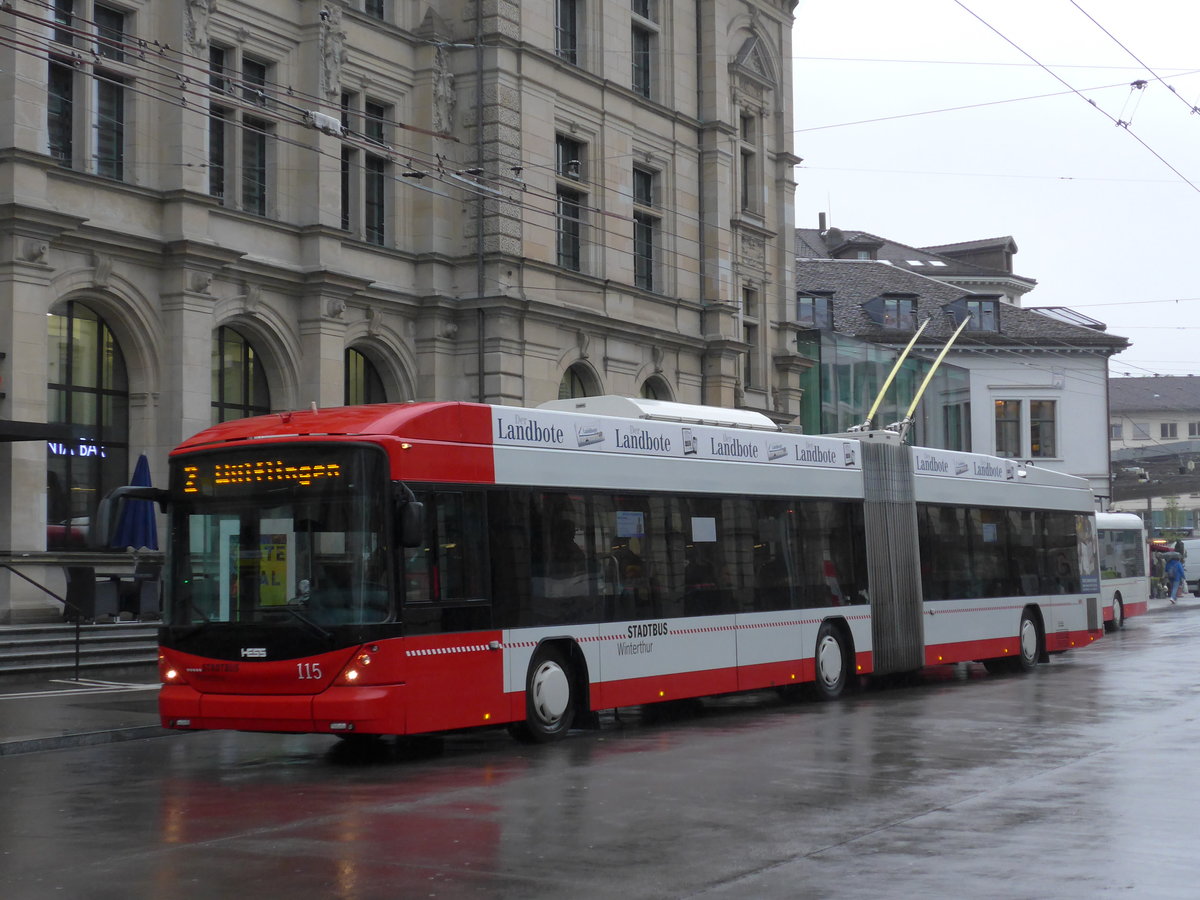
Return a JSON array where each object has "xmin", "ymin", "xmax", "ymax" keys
[{"xmin": 2, "ymin": 606, "xmax": 1199, "ymax": 900}]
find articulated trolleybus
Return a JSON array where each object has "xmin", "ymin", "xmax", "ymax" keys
[{"xmin": 110, "ymin": 396, "xmax": 1103, "ymax": 742}]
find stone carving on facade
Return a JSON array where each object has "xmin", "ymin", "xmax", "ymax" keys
[
  {"xmin": 432, "ymin": 44, "xmax": 456, "ymax": 134},
  {"xmin": 366, "ymin": 305, "xmax": 383, "ymax": 336},
  {"xmin": 320, "ymin": 5, "xmax": 348, "ymax": 101},
  {"xmin": 92, "ymin": 252, "xmax": 112, "ymax": 286},
  {"xmin": 576, "ymin": 330, "xmax": 590, "ymax": 359},
  {"xmin": 651, "ymin": 345, "xmax": 664, "ymax": 373},
  {"xmin": 21, "ymin": 240, "xmax": 49, "ymax": 262},
  {"xmin": 190, "ymin": 271, "xmax": 214, "ymax": 294},
  {"xmin": 740, "ymin": 233, "xmax": 766, "ymax": 268},
  {"xmin": 239, "ymin": 282, "xmax": 261, "ymax": 310},
  {"xmin": 326, "ymin": 296, "xmax": 346, "ymax": 319},
  {"xmin": 185, "ymin": 0, "xmax": 214, "ymax": 54}
]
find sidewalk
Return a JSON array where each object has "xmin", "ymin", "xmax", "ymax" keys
[{"xmin": 0, "ymin": 669, "xmax": 168, "ymax": 757}]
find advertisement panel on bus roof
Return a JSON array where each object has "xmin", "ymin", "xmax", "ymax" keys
[{"xmin": 490, "ymin": 408, "xmax": 858, "ymax": 471}]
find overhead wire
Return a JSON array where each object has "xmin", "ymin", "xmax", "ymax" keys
[
  {"xmin": 951, "ymin": 0, "xmax": 1200, "ymax": 194},
  {"xmin": 1068, "ymin": 0, "xmax": 1200, "ymax": 116}
]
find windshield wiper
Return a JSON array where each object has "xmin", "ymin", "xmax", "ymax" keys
[{"xmin": 266, "ymin": 604, "xmax": 333, "ymax": 640}]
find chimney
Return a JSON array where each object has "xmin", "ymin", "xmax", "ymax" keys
[{"xmin": 818, "ymin": 212, "xmax": 827, "ymax": 232}]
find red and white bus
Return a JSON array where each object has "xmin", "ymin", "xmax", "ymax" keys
[
  {"xmin": 103, "ymin": 396, "xmax": 1103, "ymax": 742},
  {"xmin": 1095, "ymin": 511, "xmax": 1150, "ymax": 629}
]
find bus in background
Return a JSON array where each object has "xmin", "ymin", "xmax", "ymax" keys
[
  {"xmin": 94, "ymin": 396, "xmax": 1104, "ymax": 744},
  {"xmin": 1095, "ymin": 512, "xmax": 1150, "ymax": 630}
]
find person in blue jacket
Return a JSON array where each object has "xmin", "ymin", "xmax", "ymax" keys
[{"xmin": 1166, "ymin": 553, "xmax": 1186, "ymax": 603}]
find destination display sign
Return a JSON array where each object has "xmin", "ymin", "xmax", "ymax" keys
[
  {"xmin": 492, "ymin": 410, "xmax": 859, "ymax": 470},
  {"xmin": 176, "ymin": 445, "xmax": 379, "ymax": 498}
]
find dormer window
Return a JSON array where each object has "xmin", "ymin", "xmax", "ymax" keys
[
  {"xmin": 944, "ymin": 295, "xmax": 1000, "ymax": 332},
  {"xmin": 965, "ymin": 298, "xmax": 999, "ymax": 332},
  {"xmin": 796, "ymin": 292, "xmax": 833, "ymax": 330},
  {"xmin": 863, "ymin": 294, "xmax": 916, "ymax": 329}
]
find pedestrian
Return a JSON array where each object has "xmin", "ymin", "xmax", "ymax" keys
[{"xmin": 1166, "ymin": 553, "xmax": 1186, "ymax": 604}]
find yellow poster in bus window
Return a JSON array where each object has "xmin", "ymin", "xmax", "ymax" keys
[{"xmin": 259, "ymin": 534, "xmax": 288, "ymax": 606}]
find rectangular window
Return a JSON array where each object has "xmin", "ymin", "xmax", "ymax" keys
[
  {"xmin": 1132, "ymin": 422, "xmax": 1151, "ymax": 440},
  {"xmin": 556, "ymin": 0, "xmax": 579, "ymax": 65},
  {"xmin": 882, "ymin": 297, "xmax": 916, "ymax": 329},
  {"xmin": 339, "ymin": 93, "xmax": 356, "ymax": 230},
  {"xmin": 243, "ymin": 59, "xmax": 268, "ymax": 106},
  {"xmin": 1161, "ymin": 422, "xmax": 1178, "ymax": 440},
  {"xmin": 743, "ymin": 322, "xmax": 758, "ymax": 388},
  {"xmin": 94, "ymin": 75, "xmax": 125, "ymax": 179},
  {"xmin": 364, "ymin": 157, "xmax": 386, "ymax": 245},
  {"xmin": 995, "ymin": 399, "xmax": 1021, "ymax": 458},
  {"xmin": 1110, "ymin": 423, "xmax": 1123, "ymax": 440},
  {"xmin": 631, "ymin": 26, "xmax": 652, "ymax": 98},
  {"xmin": 739, "ymin": 113, "xmax": 758, "ymax": 213},
  {"xmin": 796, "ymin": 294, "xmax": 833, "ymax": 330},
  {"xmin": 1030, "ymin": 400, "xmax": 1057, "ymax": 458},
  {"xmin": 557, "ymin": 188, "xmax": 583, "ymax": 271},
  {"xmin": 966, "ymin": 298, "xmax": 999, "ymax": 331},
  {"xmin": 52, "ymin": 0, "xmax": 74, "ymax": 45},
  {"xmin": 632, "ymin": 167, "xmax": 658, "ymax": 291},
  {"xmin": 1189, "ymin": 422, "xmax": 1200, "ymax": 438},
  {"xmin": 363, "ymin": 100, "xmax": 388, "ymax": 245},
  {"xmin": 208, "ymin": 48, "xmax": 230, "ymax": 201},
  {"xmin": 48, "ymin": 61, "xmax": 74, "ymax": 165},
  {"xmin": 242, "ymin": 117, "xmax": 269, "ymax": 215},
  {"xmin": 556, "ymin": 135, "xmax": 583, "ymax": 180},
  {"xmin": 94, "ymin": 4, "xmax": 124, "ymax": 62},
  {"xmin": 364, "ymin": 0, "xmax": 385, "ymax": 19},
  {"xmin": 555, "ymin": 136, "xmax": 586, "ymax": 271}
]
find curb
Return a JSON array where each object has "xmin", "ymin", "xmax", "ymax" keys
[{"xmin": 0, "ymin": 725, "xmax": 177, "ymax": 758}]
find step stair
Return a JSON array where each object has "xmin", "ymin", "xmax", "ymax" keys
[{"xmin": 0, "ymin": 623, "xmax": 159, "ymax": 680}]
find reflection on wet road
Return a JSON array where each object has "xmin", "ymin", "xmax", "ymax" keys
[{"xmin": 3, "ymin": 610, "xmax": 1200, "ymax": 898}]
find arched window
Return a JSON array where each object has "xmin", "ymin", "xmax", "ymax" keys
[
  {"xmin": 640, "ymin": 377, "xmax": 671, "ymax": 401},
  {"xmin": 345, "ymin": 348, "xmax": 387, "ymax": 405},
  {"xmin": 46, "ymin": 302, "xmax": 128, "ymax": 548},
  {"xmin": 212, "ymin": 326, "xmax": 270, "ymax": 423},
  {"xmin": 558, "ymin": 363, "xmax": 595, "ymax": 400}
]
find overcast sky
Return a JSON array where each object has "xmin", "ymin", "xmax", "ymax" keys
[{"xmin": 791, "ymin": 0, "xmax": 1200, "ymax": 378}]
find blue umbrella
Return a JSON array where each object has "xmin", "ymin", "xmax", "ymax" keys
[{"xmin": 111, "ymin": 453, "xmax": 159, "ymax": 550}]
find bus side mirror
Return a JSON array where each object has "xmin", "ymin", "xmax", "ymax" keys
[
  {"xmin": 88, "ymin": 486, "xmax": 170, "ymax": 550},
  {"xmin": 399, "ymin": 501, "xmax": 425, "ymax": 548}
]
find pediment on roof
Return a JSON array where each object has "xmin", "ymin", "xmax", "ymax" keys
[{"xmin": 732, "ymin": 35, "xmax": 777, "ymax": 88}]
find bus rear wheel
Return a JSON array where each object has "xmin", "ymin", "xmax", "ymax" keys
[
  {"xmin": 511, "ymin": 645, "xmax": 576, "ymax": 743},
  {"xmin": 1014, "ymin": 609, "xmax": 1041, "ymax": 672},
  {"xmin": 812, "ymin": 622, "xmax": 849, "ymax": 701}
]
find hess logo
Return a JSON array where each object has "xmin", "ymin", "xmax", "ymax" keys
[{"xmin": 240, "ymin": 647, "xmax": 268, "ymax": 659}]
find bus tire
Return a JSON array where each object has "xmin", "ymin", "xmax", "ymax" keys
[
  {"xmin": 512, "ymin": 644, "xmax": 575, "ymax": 743},
  {"xmin": 1105, "ymin": 594, "xmax": 1125, "ymax": 633},
  {"xmin": 1014, "ymin": 608, "xmax": 1041, "ymax": 673},
  {"xmin": 812, "ymin": 621, "xmax": 849, "ymax": 701}
]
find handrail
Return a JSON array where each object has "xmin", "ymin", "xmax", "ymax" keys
[{"xmin": 0, "ymin": 563, "xmax": 83, "ymax": 681}]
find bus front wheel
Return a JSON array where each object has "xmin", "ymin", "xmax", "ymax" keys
[
  {"xmin": 512, "ymin": 645, "xmax": 576, "ymax": 743},
  {"xmin": 812, "ymin": 622, "xmax": 849, "ymax": 701},
  {"xmin": 1106, "ymin": 595, "xmax": 1125, "ymax": 632}
]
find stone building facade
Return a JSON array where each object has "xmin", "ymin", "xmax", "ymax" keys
[{"xmin": 0, "ymin": 0, "xmax": 800, "ymax": 621}]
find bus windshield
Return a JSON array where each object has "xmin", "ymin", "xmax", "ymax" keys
[{"xmin": 165, "ymin": 444, "xmax": 392, "ymax": 627}]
